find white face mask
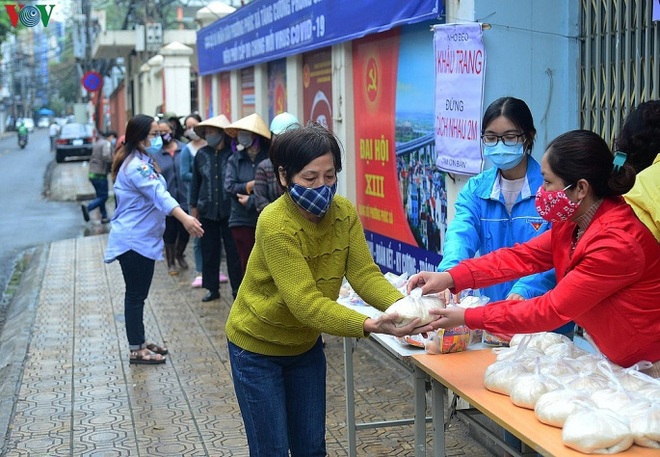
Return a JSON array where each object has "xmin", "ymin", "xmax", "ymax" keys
[{"xmin": 185, "ymin": 128, "xmax": 200, "ymax": 141}]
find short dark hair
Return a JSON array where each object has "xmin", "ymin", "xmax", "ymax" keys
[
  {"xmin": 615, "ymin": 100, "xmax": 660, "ymax": 173},
  {"xmin": 482, "ymin": 96, "xmax": 537, "ymax": 153},
  {"xmin": 546, "ymin": 130, "xmax": 636, "ymax": 198},
  {"xmin": 105, "ymin": 130, "xmax": 118, "ymax": 138},
  {"xmin": 269, "ymin": 122, "xmax": 343, "ymax": 189}
]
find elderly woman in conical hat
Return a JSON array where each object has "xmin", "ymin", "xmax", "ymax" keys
[
  {"xmin": 223, "ymin": 113, "xmax": 272, "ymax": 274},
  {"xmin": 189, "ymin": 114, "xmax": 244, "ymax": 303}
]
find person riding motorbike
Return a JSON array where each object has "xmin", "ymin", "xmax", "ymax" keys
[{"xmin": 17, "ymin": 121, "xmax": 28, "ymax": 148}]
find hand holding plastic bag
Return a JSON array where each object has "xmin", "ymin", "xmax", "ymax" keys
[{"xmin": 384, "ymin": 287, "xmax": 445, "ymax": 328}]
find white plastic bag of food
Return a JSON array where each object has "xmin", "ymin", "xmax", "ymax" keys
[
  {"xmin": 628, "ymin": 402, "xmax": 660, "ymax": 449},
  {"xmin": 509, "ymin": 359, "xmax": 562, "ymax": 409},
  {"xmin": 483, "ymin": 359, "xmax": 530, "ymax": 395},
  {"xmin": 534, "ymin": 389, "xmax": 595, "ymax": 428},
  {"xmin": 562, "ymin": 405, "xmax": 633, "ymax": 454},
  {"xmin": 384, "ymin": 288, "xmax": 445, "ymax": 327}
]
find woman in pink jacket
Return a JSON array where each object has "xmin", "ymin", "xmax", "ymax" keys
[{"xmin": 409, "ymin": 130, "xmax": 660, "ymax": 376}]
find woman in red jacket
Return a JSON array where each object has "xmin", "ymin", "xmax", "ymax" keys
[{"xmin": 409, "ymin": 130, "xmax": 660, "ymax": 376}]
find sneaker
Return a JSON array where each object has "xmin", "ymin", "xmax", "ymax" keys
[
  {"xmin": 219, "ymin": 272, "xmax": 229, "ymax": 283},
  {"xmin": 191, "ymin": 275, "xmax": 202, "ymax": 288},
  {"xmin": 101, "ymin": 218, "xmax": 110, "ymax": 224},
  {"xmin": 81, "ymin": 204, "xmax": 90, "ymax": 222}
]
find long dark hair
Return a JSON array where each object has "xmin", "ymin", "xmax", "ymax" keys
[
  {"xmin": 112, "ymin": 114, "xmax": 158, "ymax": 180},
  {"xmin": 546, "ymin": 130, "xmax": 636, "ymax": 198},
  {"xmin": 183, "ymin": 113, "xmax": 202, "ymax": 126},
  {"xmin": 270, "ymin": 122, "xmax": 343, "ymax": 190},
  {"xmin": 482, "ymin": 96, "xmax": 537, "ymax": 153},
  {"xmin": 615, "ymin": 100, "xmax": 660, "ymax": 173}
]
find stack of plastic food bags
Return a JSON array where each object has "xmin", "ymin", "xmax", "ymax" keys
[{"xmin": 483, "ymin": 332, "xmax": 660, "ymax": 454}]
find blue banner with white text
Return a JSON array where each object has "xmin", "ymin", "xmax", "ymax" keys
[
  {"xmin": 365, "ymin": 230, "xmax": 442, "ymax": 277},
  {"xmin": 197, "ymin": 0, "xmax": 442, "ymax": 75}
]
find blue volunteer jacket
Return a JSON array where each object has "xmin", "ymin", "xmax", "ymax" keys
[{"xmin": 438, "ymin": 156, "xmax": 555, "ymax": 301}]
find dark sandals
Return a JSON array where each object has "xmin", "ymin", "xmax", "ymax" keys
[
  {"xmin": 146, "ymin": 343, "xmax": 169, "ymax": 355},
  {"xmin": 129, "ymin": 351, "xmax": 166, "ymax": 365}
]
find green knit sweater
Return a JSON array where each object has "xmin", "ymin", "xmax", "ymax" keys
[{"xmin": 225, "ymin": 193, "xmax": 404, "ymax": 356}]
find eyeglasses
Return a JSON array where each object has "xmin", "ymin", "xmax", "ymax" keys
[{"xmin": 481, "ymin": 132, "xmax": 525, "ymax": 147}]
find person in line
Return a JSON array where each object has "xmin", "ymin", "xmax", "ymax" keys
[
  {"xmin": 82, "ymin": 130, "xmax": 117, "ymax": 224},
  {"xmin": 253, "ymin": 112, "xmax": 300, "ymax": 213},
  {"xmin": 225, "ymin": 123, "xmax": 434, "ymax": 456},
  {"xmin": 190, "ymin": 115, "xmax": 243, "ymax": 302},
  {"xmin": 181, "ymin": 114, "xmax": 230, "ymax": 287},
  {"xmin": 153, "ymin": 119, "xmax": 189, "ymax": 275},
  {"xmin": 162, "ymin": 111, "xmax": 186, "ymax": 142},
  {"xmin": 104, "ymin": 114, "xmax": 203, "ymax": 364},
  {"xmin": 224, "ymin": 113, "xmax": 271, "ymax": 273},
  {"xmin": 408, "ymin": 130, "xmax": 660, "ymax": 377},
  {"xmin": 617, "ymin": 99, "xmax": 660, "ymax": 242},
  {"xmin": 49, "ymin": 121, "xmax": 60, "ymax": 152}
]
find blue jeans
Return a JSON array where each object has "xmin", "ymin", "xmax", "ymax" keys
[
  {"xmin": 88, "ymin": 176, "xmax": 109, "ymax": 219},
  {"xmin": 117, "ymin": 250, "xmax": 155, "ymax": 350},
  {"xmin": 228, "ymin": 338, "xmax": 326, "ymax": 457}
]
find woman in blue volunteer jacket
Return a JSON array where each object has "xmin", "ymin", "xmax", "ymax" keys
[
  {"xmin": 438, "ymin": 97, "xmax": 573, "ymax": 335},
  {"xmin": 438, "ymin": 96, "xmax": 571, "ymax": 457}
]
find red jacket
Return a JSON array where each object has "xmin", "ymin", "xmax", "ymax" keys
[{"xmin": 454, "ymin": 197, "xmax": 660, "ymax": 367}]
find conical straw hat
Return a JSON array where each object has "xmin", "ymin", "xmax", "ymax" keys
[
  {"xmin": 194, "ymin": 114, "xmax": 231, "ymax": 139},
  {"xmin": 225, "ymin": 113, "xmax": 271, "ymax": 140}
]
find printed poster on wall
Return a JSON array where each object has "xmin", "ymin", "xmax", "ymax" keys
[
  {"xmin": 353, "ymin": 26, "xmax": 444, "ymax": 276},
  {"xmin": 240, "ymin": 67, "xmax": 255, "ymax": 117},
  {"xmin": 433, "ymin": 23, "xmax": 486, "ymax": 175},
  {"xmin": 218, "ymin": 72, "xmax": 231, "ymax": 121},
  {"xmin": 302, "ymin": 48, "xmax": 332, "ymax": 129},
  {"xmin": 268, "ymin": 58, "xmax": 288, "ymax": 121},
  {"xmin": 203, "ymin": 76, "xmax": 213, "ymax": 119}
]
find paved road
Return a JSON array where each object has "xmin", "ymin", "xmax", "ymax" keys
[{"xmin": 0, "ymin": 129, "xmax": 85, "ymax": 323}]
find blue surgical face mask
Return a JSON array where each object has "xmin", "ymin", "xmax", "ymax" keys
[
  {"xmin": 289, "ymin": 182, "xmax": 337, "ymax": 217},
  {"xmin": 483, "ymin": 142, "xmax": 526, "ymax": 170},
  {"xmin": 146, "ymin": 134, "xmax": 163, "ymax": 153}
]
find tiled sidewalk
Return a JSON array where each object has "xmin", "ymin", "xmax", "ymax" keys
[{"xmin": 1, "ymin": 234, "xmax": 494, "ymax": 456}]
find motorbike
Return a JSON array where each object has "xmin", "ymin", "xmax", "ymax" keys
[{"xmin": 18, "ymin": 133, "xmax": 28, "ymax": 149}]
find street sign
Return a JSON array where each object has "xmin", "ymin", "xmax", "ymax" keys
[{"xmin": 81, "ymin": 71, "xmax": 102, "ymax": 92}]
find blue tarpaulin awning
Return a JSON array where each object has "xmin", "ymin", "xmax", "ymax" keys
[{"xmin": 37, "ymin": 108, "xmax": 54, "ymax": 116}]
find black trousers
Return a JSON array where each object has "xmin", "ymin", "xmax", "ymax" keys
[
  {"xmin": 200, "ymin": 216, "xmax": 243, "ymax": 297},
  {"xmin": 117, "ymin": 250, "xmax": 155, "ymax": 349}
]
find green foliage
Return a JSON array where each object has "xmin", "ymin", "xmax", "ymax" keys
[{"xmin": 0, "ymin": 11, "xmax": 13, "ymax": 44}]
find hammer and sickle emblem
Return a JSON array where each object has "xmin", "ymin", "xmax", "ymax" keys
[{"xmin": 367, "ymin": 66, "xmax": 377, "ymax": 92}]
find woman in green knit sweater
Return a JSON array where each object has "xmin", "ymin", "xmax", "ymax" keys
[{"xmin": 225, "ymin": 123, "xmax": 431, "ymax": 456}]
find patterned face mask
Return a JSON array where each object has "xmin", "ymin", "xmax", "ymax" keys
[
  {"xmin": 534, "ymin": 185, "xmax": 581, "ymax": 222},
  {"xmin": 289, "ymin": 182, "xmax": 337, "ymax": 217}
]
